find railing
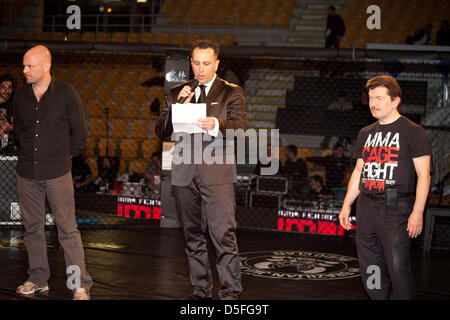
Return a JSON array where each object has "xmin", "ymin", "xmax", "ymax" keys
[{"xmin": 42, "ymin": 13, "xmax": 241, "ymax": 34}]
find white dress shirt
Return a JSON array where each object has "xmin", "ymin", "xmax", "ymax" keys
[{"xmin": 195, "ymin": 74, "xmax": 219, "ymax": 137}]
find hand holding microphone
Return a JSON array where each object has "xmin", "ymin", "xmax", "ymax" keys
[{"xmin": 177, "ymin": 79, "xmax": 199, "ymax": 104}]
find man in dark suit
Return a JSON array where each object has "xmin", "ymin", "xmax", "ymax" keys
[{"xmin": 155, "ymin": 40, "xmax": 246, "ymax": 300}]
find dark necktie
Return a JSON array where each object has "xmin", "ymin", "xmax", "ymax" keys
[{"xmin": 198, "ymin": 84, "xmax": 206, "ymax": 103}]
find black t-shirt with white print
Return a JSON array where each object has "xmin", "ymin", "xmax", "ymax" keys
[{"xmin": 354, "ymin": 116, "xmax": 431, "ymax": 195}]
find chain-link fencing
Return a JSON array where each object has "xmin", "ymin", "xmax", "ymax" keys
[{"xmin": 0, "ymin": 50, "xmax": 449, "ymax": 247}]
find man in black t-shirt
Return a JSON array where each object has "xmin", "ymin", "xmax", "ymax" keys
[{"xmin": 339, "ymin": 75, "xmax": 431, "ymax": 300}]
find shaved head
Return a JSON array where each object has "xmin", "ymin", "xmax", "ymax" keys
[
  {"xmin": 23, "ymin": 45, "xmax": 52, "ymax": 86},
  {"xmin": 25, "ymin": 45, "xmax": 52, "ymax": 65}
]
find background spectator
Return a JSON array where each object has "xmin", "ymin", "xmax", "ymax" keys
[
  {"xmin": 324, "ymin": 6, "xmax": 345, "ymax": 48},
  {"xmin": 436, "ymin": 20, "xmax": 450, "ymax": 46},
  {"xmin": 72, "ymin": 153, "xmax": 93, "ymax": 190},
  {"xmin": 406, "ymin": 23, "xmax": 433, "ymax": 45},
  {"xmin": 0, "ymin": 74, "xmax": 17, "ymax": 150},
  {"xmin": 308, "ymin": 175, "xmax": 334, "ymax": 199},
  {"xmin": 145, "ymin": 151, "xmax": 162, "ymax": 192},
  {"xmin": 283, "ymin": 145, "xmax": 308, "ymax": 193},
  {"xmin": 306, "ymin": 143, "xmax": 351, "ymax": 190}
]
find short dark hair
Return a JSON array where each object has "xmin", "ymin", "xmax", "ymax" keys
[
  {"xmin": 191, "ymin": 39, "xmax": 220, "ymax": 57},
  {"xmin": 333, "ymin": 143, "xmax": 344, "ymax": 150},
  {"xmin": 311, "ymin": 175, "xmax": 324, "ymax": 186},
  {"xmin": 0, "ymin": 73, "xmax": 17, "ymax": 91},
  {"xmin": 286, "ymin": 144, "xmax": 298, "ymax": 156},
  {"xmin": 365, "ymin": 75, "xmax": 402, "ymax": 102},
  {"xmin": 328, "ymin": 6, "xmax": 336, "ymax": 11}
]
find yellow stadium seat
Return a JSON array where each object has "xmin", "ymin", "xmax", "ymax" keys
[
  {"xmin": 245, "ymin": 13, "xmax": 259, "ymax": 26},
  {"xmin": 87, "ymin": 101, "xmax": 104, "ymax": 118},
  {"xmin": 120, "ymin": 139, "xmax": 139, "ymax": 159},
  {"xmin": 131, "ymin": 87, "xmax": 148, "ymax": 102},
  {"xmin": 123, "ymin": 102, "xmax": 141, "ymax": 119},
  {"xmin": 150, "ymin": 86, "xmax": 164, "ymax": 103},
  {"xmin": 35, "ymin": 32, "xmax": 53, "ymax": 40},
  {"xmin": 9, "ymin": 32, "xmax": 25, "ymax": 40},
  {"xmin": 97, "ymin": 85, "xmax": 113, "ymax": 100},
  {"xmin": 110, "ymin": 119, "xmax": 128, "ymax": 138},
  {"xmin": 84, "ymin": 137, "xmax": 97, "ymax": 157},
  {"xmin": 206, "ymin": 34, "xmax": 220, "ymax": 43},
  {"xmin": 67, "ymin": 32, "xmax": 81, "ymax": 42},
  {"xmin": 98, "ymin": 138, "xmax": 118, "ymax": 157},
  {"xmin": 261, "ymin": 12, "xmax": 276, "ymax": 26},
  {"xmin": 128, "ymin": 158, "xmax": 148, "ymax": 174},
  {"xmin": 161, "ymin": 0, "xmax": 177, "ymax": 14},
  {"xmin": 142, "ymin": 32, "xmax": 157, "ymax": 44},
  {"xmin": 131, "ymin": 120, "xmax": 150, "ymax": 139},
  {"xmin": 111, "ymin": 32, "xmax": 127, "ymax": 43},
  {"xmin": 89, "ymin": 119, "xmax": 107, "ymax": 138},
  {"xmin": 96, "ymin": 32, "xmax": 111, "ymax": 42},
  {"xmin": 107, "ymin": 101, "xmax": 122, "ymax": 118},
  {"xmin": 172, "ymin": 33, "xmax": 188, "ymax": 46},
  {"xmin": 81, "ymin": 32, "xmax": 96, "ymax": 42},
  {"xmin": 199, "ymin": 17, "xmax": 214, "ymax": 25},
  {"xmin": 52, "ymin": 32, "xmax": 66, "ymax": 41},
  {"xmin": 276, "ymin": 12, "xmax": 291, "ymax": 27},
  {"xmin": 142, "ymin": 139, "xmax": 161, "ymax": 159},
  {"xmin": 114, "ymin": 86, "xmax": 131, "ymax": 101},
  {"xmin": 190, "ymin": 33, "xmax": 204, "ymax": 43},
  {"xmin": 157, "ymin": 33, "xmax": 172, "ymax": 44},
  {"xmin": 221, "ymin": 33, "xmax": 237, "ymax": 45},
  {"xmin": 170, "ymin": 15, "xmax": 185, "ymax": 24},
  {"xmin": 127, "ymin": 32, "xmax": 141, "ymax": 43}
]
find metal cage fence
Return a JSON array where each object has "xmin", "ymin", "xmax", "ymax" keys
[{"xmin": 0, "ymin": 52, "xmax": 449, "ymax": 244}]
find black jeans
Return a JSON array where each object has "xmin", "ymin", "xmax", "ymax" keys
[{"xmin": 356, "ymin": 193, "xmax": 416, "ymax": 300}]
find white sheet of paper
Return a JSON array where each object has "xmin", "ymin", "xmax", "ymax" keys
[
  {"xmin": 162, "ymin": 142, "xmax": 175, "ymax": 171},
  {"xmin": 172, "ymin": 103, "xmax": 207, "ymax": 134}
]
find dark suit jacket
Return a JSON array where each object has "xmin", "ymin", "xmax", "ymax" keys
[{"xmin": 155, "ymin": 77, "xmax": 246, "ymax": 186}]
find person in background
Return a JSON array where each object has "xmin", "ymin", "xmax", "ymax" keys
[
  {"xmin": 324, "ymin": 6, "xmax": 346, "ymax": 48},
  {"xmin": 72, "ymin": 153, "xmax": 93, "ymax": 190},
  {"xmin": 254, "ymin": 143, "xmax": 283, "ymax": 176},
  {"xmin": 283, "ymin": 144, "xmax": 308, "ymax": 193},
  {"xmin": 0, "ymin": 74, "xmax": 17, "ymax": 149},
  {"xmin": 406, "ymin": 23, "xmax": 432, "ymax": 45},
  {"xmin": 308, "ymin": 175, "xmax": 334, "ymax": 199},
  {"xmin": 307, "ymin": 143, "xmax": 351, "ymax": 189},
  {"xmin": 145, "ymin": 151, "xmax": 162, "ymax": 192},
  {"xmin": 436, "ymin": 20, "xmax": 450, "ymax": 46}
]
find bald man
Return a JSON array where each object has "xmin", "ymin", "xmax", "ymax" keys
[{"xmin": 11, "ymin": 45, "xmax": 93, "ymax": 300}]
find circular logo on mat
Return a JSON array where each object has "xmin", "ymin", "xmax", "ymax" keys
[{"xmin": 240, "ymin": 251, "xmax": 360, "ymax": 280}]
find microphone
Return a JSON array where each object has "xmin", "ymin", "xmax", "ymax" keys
[{"xmin": 177, "ymin": 79, "xmax": 199, "ymax": 103}]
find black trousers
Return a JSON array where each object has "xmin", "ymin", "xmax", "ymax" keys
[
  {"xmin": 173, "ymin": 168, "xmax": 242, "ymax": 299},
  {"xmin": 356, "ymin": 193, "xmax": 416, "ymax": 300},
  {"xmin": 325, "ymin": 35, "xmax": 340, "ymax": 48}
]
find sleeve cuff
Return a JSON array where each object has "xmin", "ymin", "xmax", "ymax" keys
[{"xmin": 207, "ymin": 117, "xmax": 220, "ymax": 137}]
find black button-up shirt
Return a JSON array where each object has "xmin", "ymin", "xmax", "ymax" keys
[{"xmin": 12, "ymin": 78, "xmax": 88, "ymax": 180}]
